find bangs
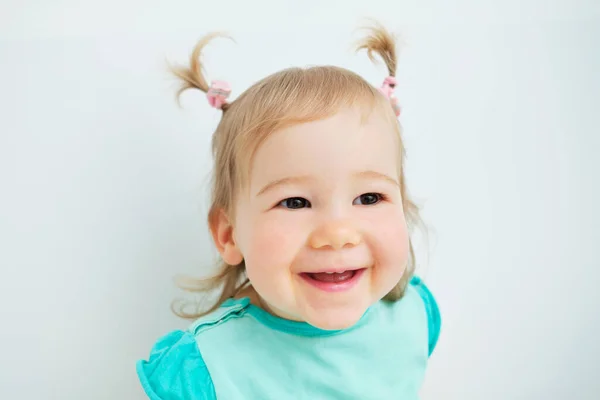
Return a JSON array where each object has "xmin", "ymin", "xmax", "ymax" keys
[{"xmin": 222, "ymin": 66, "xmax": 398, "ymax": 186}]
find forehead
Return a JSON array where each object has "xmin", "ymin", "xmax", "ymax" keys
[{"xmin": 249, "ymin": 107, "xmax": 400, "ymax": 191}]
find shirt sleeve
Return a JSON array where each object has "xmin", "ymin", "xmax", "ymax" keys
[
  {"xmin": 410, "ymin": 276, "xmax": 441, "ymax": 356},
  {"xmin": 136, "ymin": 330, "xmax": 217, "ymax": 400}
]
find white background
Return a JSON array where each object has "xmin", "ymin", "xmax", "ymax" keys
[{"xmin": 1, "ymin": 0, "xmax": 599, "ymax": 399}]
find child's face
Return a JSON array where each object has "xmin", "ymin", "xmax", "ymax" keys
[{"xmin": 233, "ymin": 108, "xmax": 409, "ymax": 330}]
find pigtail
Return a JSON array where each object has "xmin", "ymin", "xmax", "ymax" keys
[
  {"xmin": 356, "ymin": 22, "xmax": 402, "ymax": 117},
  {"xmin": 170, "ymin": 33, "xmax": 233, "ymax": 111},
  {"xmin": 169, "ymin": 32, "xmax": 243, "ymax": 320},
  {"xmin": 355, "ymin": 22, "xmax": 398, "ymax": 77}
]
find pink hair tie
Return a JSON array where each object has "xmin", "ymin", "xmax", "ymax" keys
[
  {"xmin": 379, "ymin": 76, "xmax": 401, "ymax": 117},
  {"xmin": 207, "ymin": 80, "xmax": 231, "ymax": 109}
]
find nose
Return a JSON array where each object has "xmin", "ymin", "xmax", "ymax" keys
[{"xmin": 308, "ymin": 219, "xmax": 362, "ymax": 250}]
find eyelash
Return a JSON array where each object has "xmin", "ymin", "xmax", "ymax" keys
[{"xmin": 277, "ymin": 193, "xmax": 387, "ymax": 210}]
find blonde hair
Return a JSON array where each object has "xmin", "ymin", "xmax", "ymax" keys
[{"xmin": 170, "ymin": 22, "xmax": 422, "ymax": 319}]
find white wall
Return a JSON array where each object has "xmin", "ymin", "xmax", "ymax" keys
[{"xmin": 1, "ymin": 0, "xmax": 599, "ymax": 398}]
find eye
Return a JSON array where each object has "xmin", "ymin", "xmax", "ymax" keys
[
  {"xmin": 278, "ymin": 197, "xmax": 311, "ymax": 209},
  {"xmin": 353, "ymin": 193, "xmax": 383, "ymax": 206}
]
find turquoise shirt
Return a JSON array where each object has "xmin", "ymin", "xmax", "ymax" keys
[{"xmin": 137, "ymin": 276, "xmax": 441, "ymax": 399}]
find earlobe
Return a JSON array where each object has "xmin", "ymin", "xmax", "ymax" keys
[{"xmin": 209, "ymin": 208, "xmax": 244, "ymax": 265}]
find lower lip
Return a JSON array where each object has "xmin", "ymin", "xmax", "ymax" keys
[{"xmin": 300, "ymin": 269, "xmax": 366, "ymax": 293}]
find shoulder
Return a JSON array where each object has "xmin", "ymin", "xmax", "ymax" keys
[
  {"xmin": 136, "ymin": 299, "xmax": 251, "ymax": 400},
  {"xmin": 136, "ymin": 330, "xmax": 215, "ymax": 399},
  {"xmin": 408, "ymin": 276, "xmax": 442, "ymax": 356}
]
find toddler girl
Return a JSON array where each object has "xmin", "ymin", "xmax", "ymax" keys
[{"xmin": 137, "ymin": 22, "xmax": 441, "ymax": 399}]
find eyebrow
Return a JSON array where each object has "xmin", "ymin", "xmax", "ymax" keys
[
  {"xmin": 256, "ymin": 170, "xmax": 399, "ymax": 197},
  {"xmin": 256, "ymin": 175, "xmax": 314, "ymax": 197},
  {"xmin": 354, "ymin": 170, "xmax": 400, "ymax": 187}
]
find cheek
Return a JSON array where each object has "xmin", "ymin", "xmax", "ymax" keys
[
  {"xmin": 239, "ymin": 211, "xmax": 308, "ymax": 273},
  {"xmin": 371, "ymin": 207, "xmax": 410, "ymax": 268}
]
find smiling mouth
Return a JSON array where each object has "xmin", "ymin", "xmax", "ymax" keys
[
  {"xmin": 307, "ymin": 270, "xmax": 357, "ymax": 282},
  {"xmin": 300, "ymin": 268, "xmax": 366, "ymax": 292}
]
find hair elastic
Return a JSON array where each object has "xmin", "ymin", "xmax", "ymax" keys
[
  {"xmin": 207, "ymin": 80, "xmax": 231, "ymax": 109},
  {"xmin": 379, "ymin": 76, "xmax": 401, "ymax": 117}
]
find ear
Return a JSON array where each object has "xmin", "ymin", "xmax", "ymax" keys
[{"xmin": 209, "ymin": 208, "xmax": 244, "ymax": 265}]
